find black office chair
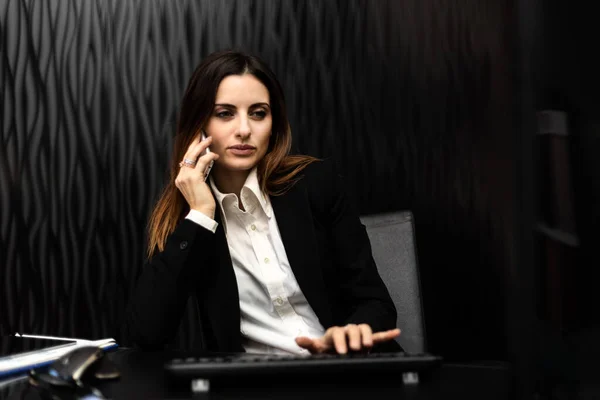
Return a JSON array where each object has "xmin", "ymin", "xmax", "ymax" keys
[{"xmin": 360, "ymin": 211, "xmax": 427, "ymax": 354}]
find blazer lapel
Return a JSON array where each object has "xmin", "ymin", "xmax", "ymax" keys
[
  {"xmin": 270, "ymin": 179, "xmax": 333, "ymax": 328},
  {"xmin": 202, "ymin": 210, "xmax": 243, "ymax": 352}
]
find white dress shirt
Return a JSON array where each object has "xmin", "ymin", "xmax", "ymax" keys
[{"xmin": 185, "ymin": 168, "xmax": 325, "ymax": 354}]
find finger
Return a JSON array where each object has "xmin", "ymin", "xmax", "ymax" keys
[
  {"xmin": 295, "ymin": 337, "xmax": 316, "ymax": 351},
  {"xmin": 189, "ymin": 135, "xmax": 213, "ymax": 160},
  {"xmin": 331, "ymin": 328, "xmax": 347, "ymax": 354},
  {"xmin": 346, "ymin": 325, "xmax": 361, "ymax": 352},
  {"xmin": 295, "ymin": 337, "xmax": 327, "ymax": 354},
  {"xmin": 193, "ymin": 151, "xmax": 219, "ymax": 173},
  {"xmin": 180, "ymin": 134, "xmax": 203, "ymax": 161},
  {"xmin": 358, "ymin": 324, "xmax": 373, "ymax": 348},
  {"xmin": 175, "ymin": 151, "xmax": 218, "ymax": 187},
  {"xmin": 372, "ymin": 328, "xmax": 401, "ymax": 343},
  {"xmin": 179, "ymin": 144, "xmax": 218, "ymax": 175},
  {"xmin": 183, "ymin": 136, "xmax": 213, "ymax": 164},
  {"xmin": 185, "ymin": 133, "xmax": 203, "ymax": 153}
]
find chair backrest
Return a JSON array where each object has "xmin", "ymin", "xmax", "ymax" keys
[{"xmin": 360, "ymin": 211, "xmax": 426, "ymax": 353}]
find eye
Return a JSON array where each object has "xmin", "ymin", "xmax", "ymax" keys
[
  {"xmin": 215, "ymin": 110, "xmax": 233, "ymax": 118},
  {"xmin": 250, "ymin": 110, "xmax": 267, "ymax": 119}
]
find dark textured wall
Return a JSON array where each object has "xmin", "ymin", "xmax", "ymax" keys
[
  {"xmin": 0, "ymin": 0, "xmax": 516, "ymax": 361},
  {"xmin": 533, "ymin": 0, "xmax": 600, "ymax": 329}
]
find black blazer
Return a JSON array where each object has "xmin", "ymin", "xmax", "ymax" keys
[{"xmin": 124, "ymin": 159, "xmax": 400, "ymax": 352}]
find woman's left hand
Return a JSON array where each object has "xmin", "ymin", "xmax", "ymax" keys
[{"xmin": 295, "ymin": 324, "xmax": 400, "ymax": 354}]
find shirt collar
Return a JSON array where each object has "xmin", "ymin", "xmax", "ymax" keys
[{"xmin": 209, "ymin": 167, "xmax": 272, "ymax": 219}]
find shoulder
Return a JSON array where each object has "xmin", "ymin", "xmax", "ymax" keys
[
  {"xmin": 273, "ymin": 156, "xmax": 348, "ymax": 207},
  {"xmin": 296, "ymin": 157, "xmax": 351, "ymax": 219},
  {"xmin": 297, "ymin": 157, "xmax": 342, "ymax": 194}
]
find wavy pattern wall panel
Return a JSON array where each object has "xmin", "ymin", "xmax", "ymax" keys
[{"xmin": 1, "ymin": 0, "xmax": 515, "ymax": 359}]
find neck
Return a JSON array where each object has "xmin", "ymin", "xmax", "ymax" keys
[{"xmin": 212, "ymin": 167, "xmax": 251, "ymax": 198}]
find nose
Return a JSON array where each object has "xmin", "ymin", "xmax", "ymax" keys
[{"xmin": 236, "ymin": 116, "xmax": 251, "ymax": 139}]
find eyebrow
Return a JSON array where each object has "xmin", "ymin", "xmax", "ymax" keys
[{"xmin": 214, "ymin": 102, "xmax": 270, "ymax": 109}]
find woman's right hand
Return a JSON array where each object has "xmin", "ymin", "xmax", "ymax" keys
[{"xmin": 174, "ymin": 135, "xmax": 220, "ymax": 219}]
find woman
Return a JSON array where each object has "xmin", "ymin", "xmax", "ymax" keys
[{"xmin": 125, "ymin": 50, "xmax": 401, "ymax": 355}]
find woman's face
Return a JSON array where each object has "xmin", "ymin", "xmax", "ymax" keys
[{"xmin": 204, "ymin": 73, "xmax": 272, "ymax": 178}]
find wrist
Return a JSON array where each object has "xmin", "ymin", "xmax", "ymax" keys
[{"xmin": 192, "ymin": 207, "xmax": 216, "ymax": 220}]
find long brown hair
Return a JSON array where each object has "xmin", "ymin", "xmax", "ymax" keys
[{"xmin": 147, "ymin": 50, "xmax": 318, "ymax": 258}]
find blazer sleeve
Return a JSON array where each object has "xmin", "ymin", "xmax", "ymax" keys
[
  {"xmin": 309, "ymin": 160, "xmax": 399, "ymax": 336},
  {"xmin": 122, "ymin": 219, "xmax": 215, "ymax": 349}
]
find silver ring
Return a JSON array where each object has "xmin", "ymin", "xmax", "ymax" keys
[{"xmin": 179, "ymin": 158, "xmax": 196, "ymax": 168}]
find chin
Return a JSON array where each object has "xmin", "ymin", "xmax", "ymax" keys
[{"xmin": 222, "ymin": 159, "xmax": 259, "ymax": 172}]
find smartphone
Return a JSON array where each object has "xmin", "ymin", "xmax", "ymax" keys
[{"xmin": 201, "ymin": 131, "xmax": 213, "ymax": 181}]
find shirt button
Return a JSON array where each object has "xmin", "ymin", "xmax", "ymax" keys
[
  {"xmin": 264, "ymin": 257, "xmax": 270, "ymax": 264},
  {"xmin": 179, "ymin": 241, "xmax": 188, "ymax": 250},
  {"xmin": 274, "ymin": 297, "xmax": 283, "ymax": 306},
  {"xmin": 250, "ymin": 224, "xmax": 256, "ymax": 231}
]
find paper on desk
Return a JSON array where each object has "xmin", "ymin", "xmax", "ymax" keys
[{"xmin": 0, "ymin": 333, "xmax": 118, "ymax": 377}]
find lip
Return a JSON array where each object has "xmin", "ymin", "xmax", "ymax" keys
[
  {"xmin": 228, "ymin": 144, "xmax": 256, "ymax": 156},
  {"xmin": 228, "ymin": 144, "xmax": 255, "ymax": 150}
]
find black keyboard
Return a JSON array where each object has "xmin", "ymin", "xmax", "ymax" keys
[{"xmin": 164, "ymin": 352, "xmax": 442, "ymax": 379}]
